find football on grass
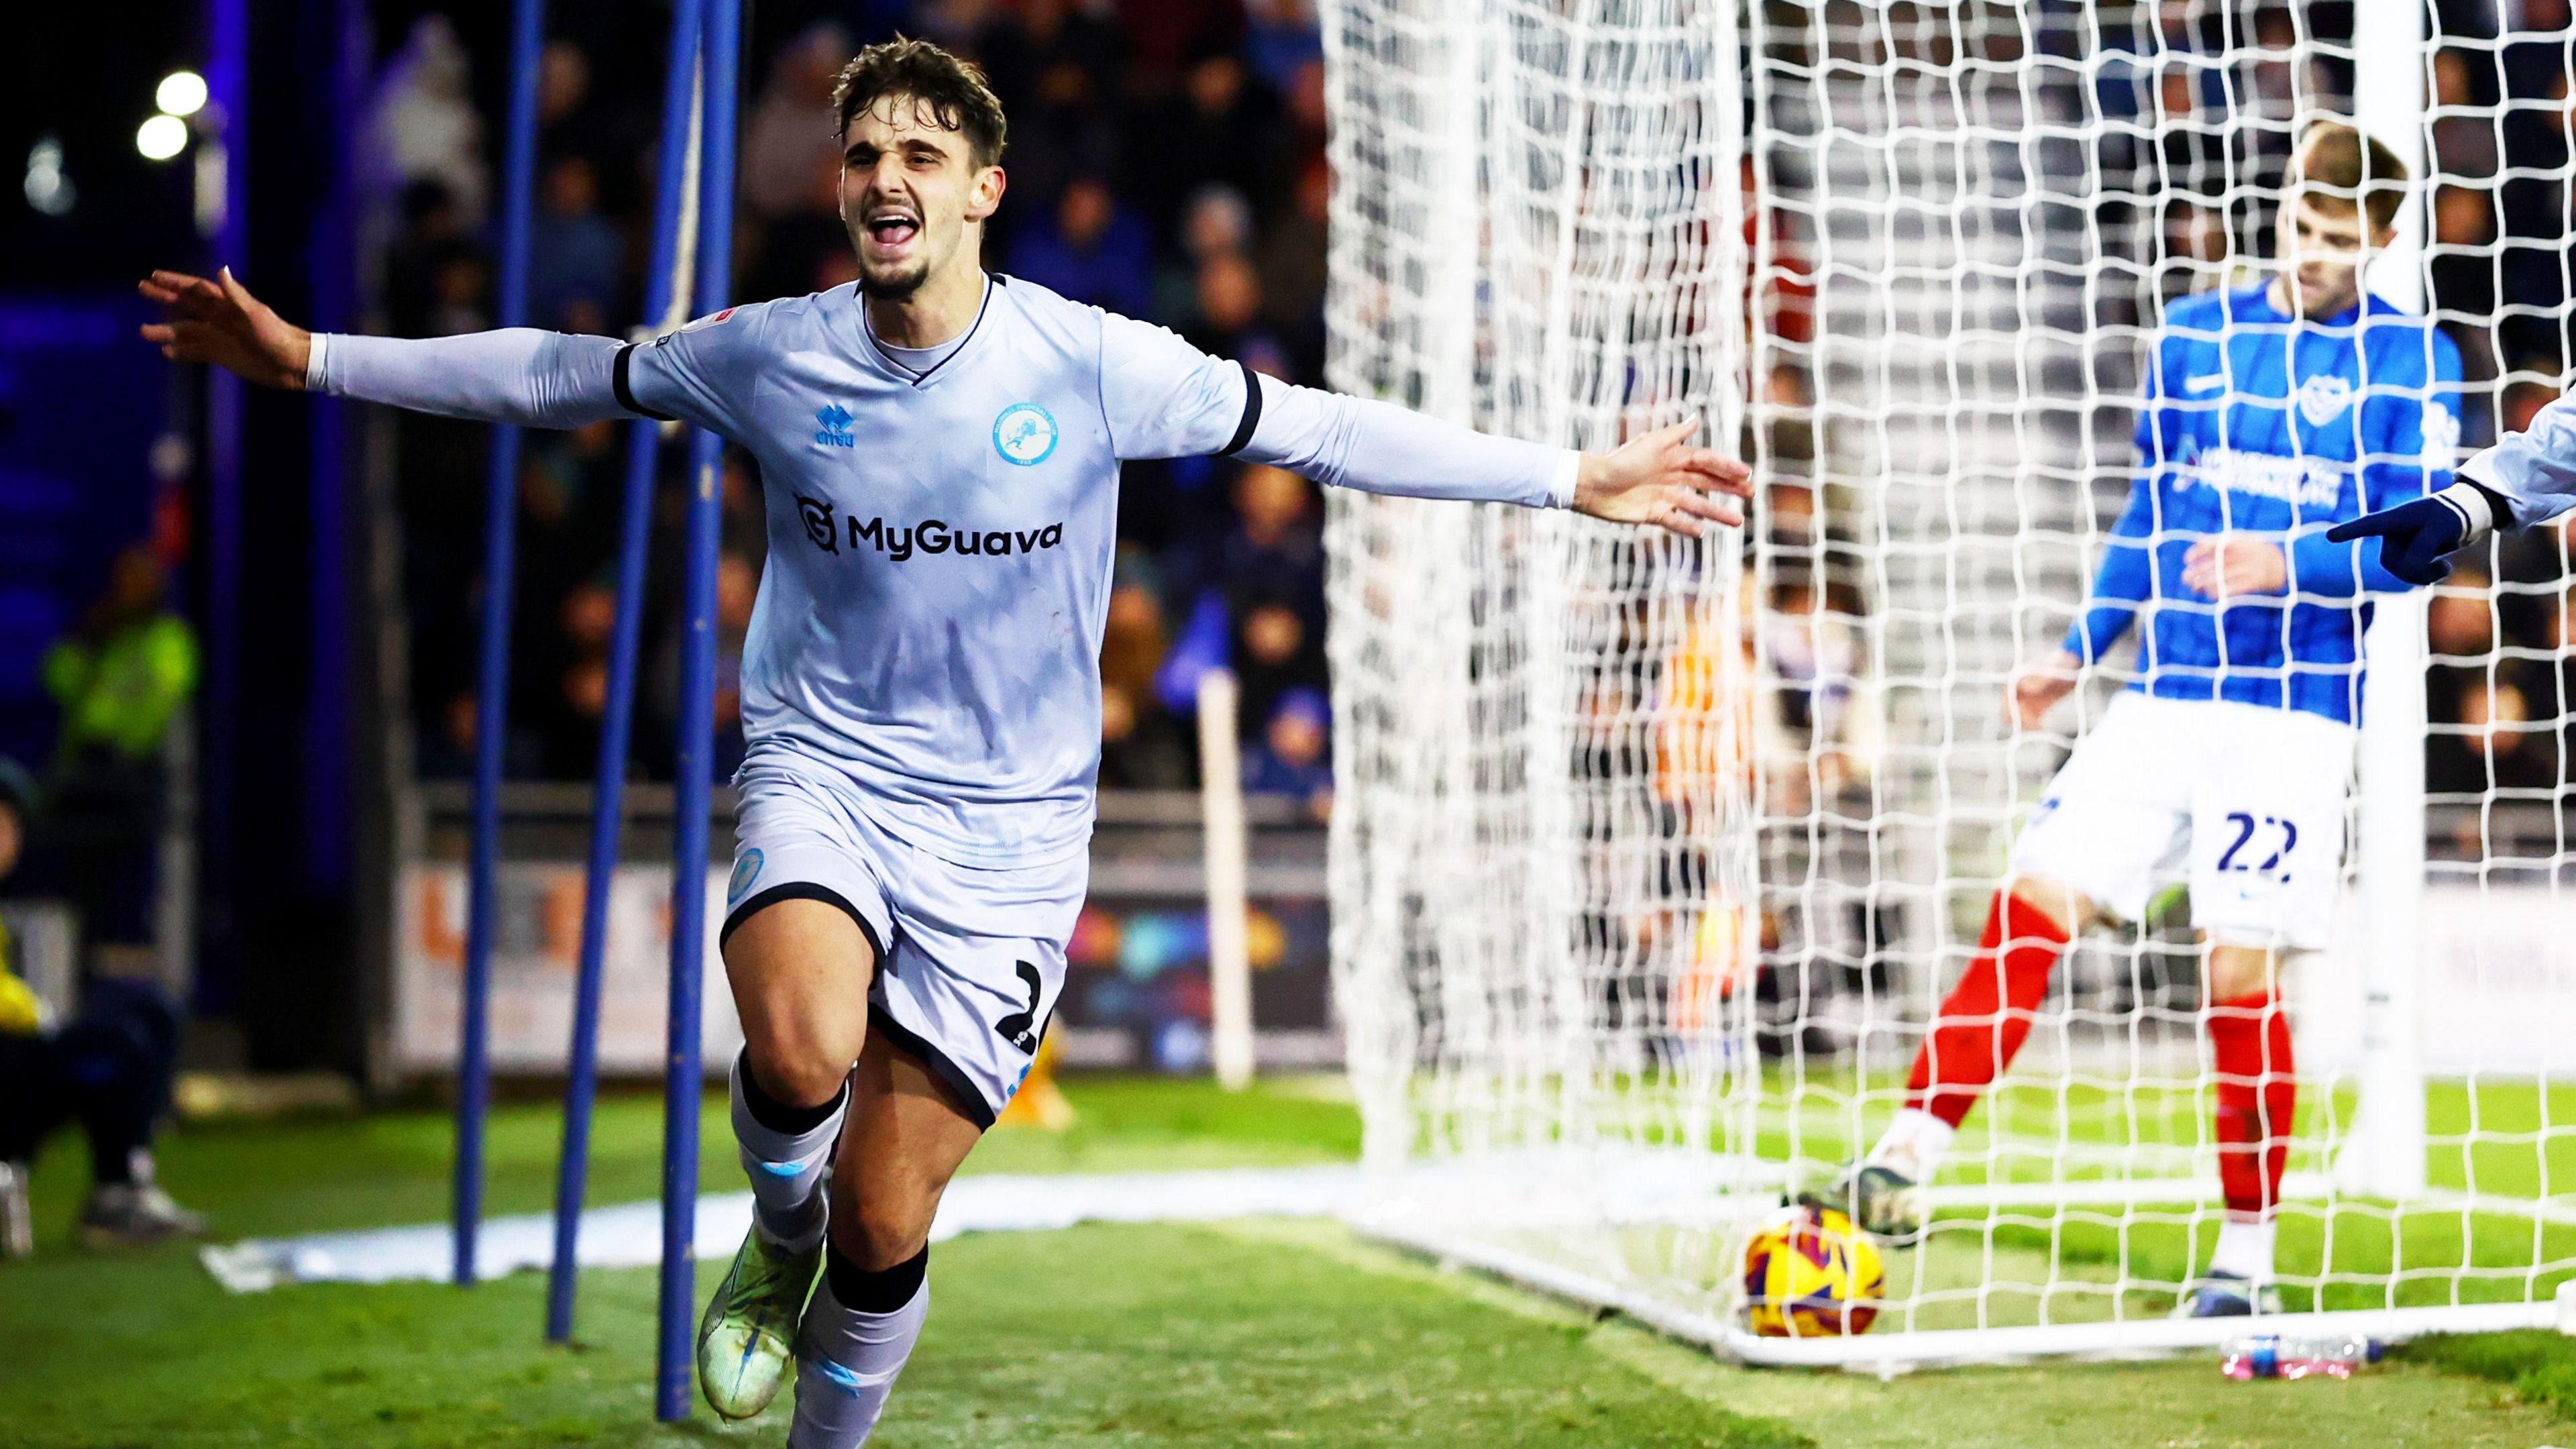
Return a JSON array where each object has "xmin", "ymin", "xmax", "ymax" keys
[{"xmin": 1742, "ymin": 1201, "xmax": 1884, "ymax": 1338}]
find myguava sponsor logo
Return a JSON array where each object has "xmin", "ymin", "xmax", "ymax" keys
[{"xmin": 843, "ymin": 516, "xmax": 1066, "ymax": 561}]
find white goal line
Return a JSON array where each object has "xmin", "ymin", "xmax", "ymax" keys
[{"xmin": 1358, "ymin": 1216, "xmax": 2565, "ymax": 1373}]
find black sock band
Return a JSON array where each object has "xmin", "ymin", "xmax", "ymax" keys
[
  {"xmin": 739, "ymin": 1051, "xmax": 845, "ymax": 1136},
  {"xmin": 826, "ymin": 1242, "xmax": 928, "ymax": 1313}
]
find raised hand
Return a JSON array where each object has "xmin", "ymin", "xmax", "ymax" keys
[
  {"xmin": 2324, "ymin": 495, "xmax": 2468, "ymax": 586},
  {"xmin": 138, "ymin": 267, "xmax": 312, "ymax": 390},
  {"xmin": 1572, "ymin": 418, "xmax": 1753, "ymax": 538}
]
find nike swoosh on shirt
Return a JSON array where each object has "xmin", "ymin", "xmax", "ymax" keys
[{"xmin": 2180, "ymin": 372, "xmax": 2226, "ymax": 395}]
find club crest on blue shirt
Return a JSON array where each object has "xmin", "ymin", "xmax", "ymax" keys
[
  {"xmin": 993, "ymin": 402, "xmax": 1057, "ymax": 466},
  {"xmin": 2295, "ymin": 375, "xmax": 2353, "ymax": 427}
]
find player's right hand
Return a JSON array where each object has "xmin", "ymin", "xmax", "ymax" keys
[
  {"xmin": 138, "ymin": 268, "xmax": 313, "ymax": 390},
  {"xmin": 2006, "ymin": 647, "xmax": 2082, "ymax": 732},
  {"xmin": 2324, "ymin": 494, "xmax": 2467, "ymax": 586}
]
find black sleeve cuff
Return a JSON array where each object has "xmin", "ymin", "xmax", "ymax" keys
[
  {"xmin": 1219, "ymin": 360, "xmax": 1265, "ymax": 457},
  {"xmin": 613, "ymin": 343, "xmax": 678, "ymax": 423}
]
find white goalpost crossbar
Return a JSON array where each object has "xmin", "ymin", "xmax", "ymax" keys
[{"xmin": 1322, "ymin": 0, "xmax": 2576, "ymax": 1366}]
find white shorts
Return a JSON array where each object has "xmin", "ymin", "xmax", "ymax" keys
[
  {"xmin": 2008, "ymin": 692, "xmax": 2355, "ymax": 950},
  {"xmin": 720, "ymin": 744, "xmax": 1083, "ymax": 1128}
]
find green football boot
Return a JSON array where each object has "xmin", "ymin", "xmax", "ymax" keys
[{"xmin": 696, "ymin": 1226, "xmax": 822, "ymax": 1420}]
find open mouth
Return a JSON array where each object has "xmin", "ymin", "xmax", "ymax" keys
[{"xmin": 864, "ymin": 208, "xmax": 921, "ymax": 249}]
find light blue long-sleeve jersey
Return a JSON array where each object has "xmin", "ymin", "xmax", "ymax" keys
[
  {"xmin": 315, "ymin": 276, "xmax": 1578, "ymax": 865},
  {"xmin": 2459, "ymin": 391, "xmax": 2576, "ymax": 530},
  {"xmin": 2063, "ymin": 283, "xmax": 2463, "ymax": 725}
]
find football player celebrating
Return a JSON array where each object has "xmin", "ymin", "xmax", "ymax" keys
[
  {"xmin": 1835, "ymin": 121, "xmax": 2461, "ymax": 1318},
  {"xmin": 142, "ymin": 38, "xmax": 1748, "ymax": 1446}
]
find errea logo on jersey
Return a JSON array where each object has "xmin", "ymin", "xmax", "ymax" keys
[
  {"xmin": 815, "ymin": 404, "xmax": 857, "ymax": 448},
  {"xmin": 993, "ymin": 403, "xmax": 1057, "ymax": 466}
]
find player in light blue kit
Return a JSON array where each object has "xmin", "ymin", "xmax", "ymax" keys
[
  {"xmin": 140, "ymin": 39, "xmax": 1749, "ymax": 1445},
  {"xmin": 1837, "ymin": 122, "xmax": 2463, "ymax": 1317}
]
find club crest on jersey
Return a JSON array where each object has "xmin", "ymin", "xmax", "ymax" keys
[
  {"xmin": 815, "ymin": 403, "xmax": 857, "ymax": 449},
  {"xmin": 796, "ymin": 494, "xmax": 839, "ymax": 554},
  {"xmin": 993, "ymin": 402, "xmax": 1058, "ymax": 466},
  {"xmin": 2296, "ymin": 374, "xmax": 2353, "ymax": 427}
]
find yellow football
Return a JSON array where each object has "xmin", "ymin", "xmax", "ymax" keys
[{"xmin": 1741, "ymin": 1200, "xmax": 1885, "ymax": 1337}]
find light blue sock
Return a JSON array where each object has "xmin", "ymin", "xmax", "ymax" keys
[
  {"xmin": 790, "ymin": 1265, "xmax": 927, "ymax": 1448},
  {"xmin": 729, "ymin": 1053, "xmax": 844, "ymax": 1254}
]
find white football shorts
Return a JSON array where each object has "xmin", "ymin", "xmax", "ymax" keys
[
  {"xmin": 720, "ymin": 741, "xmax": 1082, "ymax": 1127},
  {"xmin": 2008, "ymin": 692, "xmax": 2355, "ymax": 950}
]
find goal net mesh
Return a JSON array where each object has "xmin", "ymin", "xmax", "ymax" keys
[{"xmin": 1322, "ymin": 0, "xmax": 2576, "ymax": 1360}]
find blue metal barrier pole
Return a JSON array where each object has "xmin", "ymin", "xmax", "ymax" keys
[
  {"xmin": 547, "ymin": 0, "xmax": 701, "ymax": 1345},
  {"xmin": 658, "ymin": 0, "xmax": 742, "ymax": 1418},
  {"xmin": 455, "ymin": 0, "xmax": 547, "ymax": 1291}
]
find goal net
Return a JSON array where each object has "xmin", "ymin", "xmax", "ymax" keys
[{"xmin": 1322, "ymin": 0, "xmax": 2576, "ymax": 1365}]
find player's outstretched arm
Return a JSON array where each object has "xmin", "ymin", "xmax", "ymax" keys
[
  {"xmin": 1568, "ymin": 419, "xmax": 1752, "ymax": 538},
  {"xmin": 139, "ymin": 268, "xmax": 310, "ymax": 389},
  {"xmin": 140, "ymin": 267, "xmax": 639, "ymax": 431}
]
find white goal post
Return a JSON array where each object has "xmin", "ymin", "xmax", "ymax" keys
[{"xmin": 1322, "ymin": 0, "xmax": 2576, "ymax": 1366}]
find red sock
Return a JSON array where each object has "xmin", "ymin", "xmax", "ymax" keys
[
  {"xmin": 1906, "ymin": 891, "xmax": 2072, "ymax": 1128},
  {"xmin": 2208, "ymin": 991, "xmax": 2296, "ymax": 1218}
]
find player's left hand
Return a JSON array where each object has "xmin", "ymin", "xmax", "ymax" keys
[
  {"xmin": 2180, "ymin": 535, "xmax": 2289, "ymax": 600},
  {"xmin": 1573, "ymin": 419, "xmax": 1752, "ymax": 538}
]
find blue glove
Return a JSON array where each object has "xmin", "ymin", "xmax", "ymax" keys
[{"xmin": 2324, "ymin": 495, "xmax": 2468, "ymax": 586}]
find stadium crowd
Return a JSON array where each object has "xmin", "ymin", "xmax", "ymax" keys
[{"xmin": 370, "ymin": 2, "xmax": 1333, "ymax": 807}]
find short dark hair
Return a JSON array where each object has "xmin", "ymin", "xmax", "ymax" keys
[
  {"xmin": 831, "ymin": 37, "xmax": 1008, "ymax": 169},
  {"xmin": 2291, "ymin": 121, "xmax": 2408, "ymax": 234}
]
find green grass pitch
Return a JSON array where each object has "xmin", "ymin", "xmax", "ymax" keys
[{"xmin": 3, "ymin": 1075, "xmax": 2573, "ymax": 1447}]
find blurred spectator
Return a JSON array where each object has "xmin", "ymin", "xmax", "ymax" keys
[
  {"xmin": 1183, "ymin": 252, "xmax": 1288, "ymax": 376},
  {"xmin": 1229, "ymin": 593, "xmax": 1326, "ymax": 741},
  {"xmin": 1242, "ymin": 685, "xmax": 1331, "ymax": 820},
  {"xmin": 1215, "ymin": 464, "xmax": 1322, "ymax": 613},
  {"xmin": 382, "ymin": 180, "xmax": 470, "ymax": 339},
  {"xmin": 1133, "ymin": 52, "xmax": 1277, "ymax": 244},
  {"xmin": 747, "ymin": 152, "xmax": 864, "ymax": 303},
  {"xmin": 527, "ymin": 156, "xmax": 624, "ymax": 335},
  {"xmin": 424, "ymin": 244, "xmax": 494, "ymax": 337},
  {"xmin": 977, "ymin": 0, "xmax": 1126, "ymax": 227},
  {"xmin": 745, "ymin": 23, "xmax": 855, "ymax": 223},
  {"xmin": 1242, "ymin": 0, "xmax": 1322, "ymax": 93},
  {"xmin": 1100, "ymin": 549, "xmax": 1193, "ymax": 788},
  {"xmin": 1010, "ymin": 176, "xmax": 1155, "ymax": 315},
  {"xmin": 1156, "ymin": 184, "xmax": 1254, "ymax": 320},
  {"xmin": 36, "ymin": 547, "xmax": 196, "ymax": 975},
  {"xmin": 2432, "ymin": 677, "xmax": 2561, "ymax": 793},
  {"xmin": 363, "ymin": 16, "xmax": 487, "ymax": 225},
  {"xmin": 0, "ymin": 759, "xmax": 205, "ymax": 1256},
  {"xmin": 1256, "ymin": 158, "xmax": 1328, "ymax": 376},
  {"xmin": 1117, "ymin": 0, "xmax": 1246, "ymax": 86}
]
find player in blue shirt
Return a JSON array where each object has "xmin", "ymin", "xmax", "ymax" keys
[
  {"xmin": 1835, "ymin": 123, "xmax": 2461, "ymax": 1317},
  {"xmin": 142, "ymin": 39, "xmax": 1749, "ymax": 1446}
]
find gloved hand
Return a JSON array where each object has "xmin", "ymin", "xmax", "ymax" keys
[{"xmin": 2324, "ymin": 494, "xmax": 2472, "ymax": 586}]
